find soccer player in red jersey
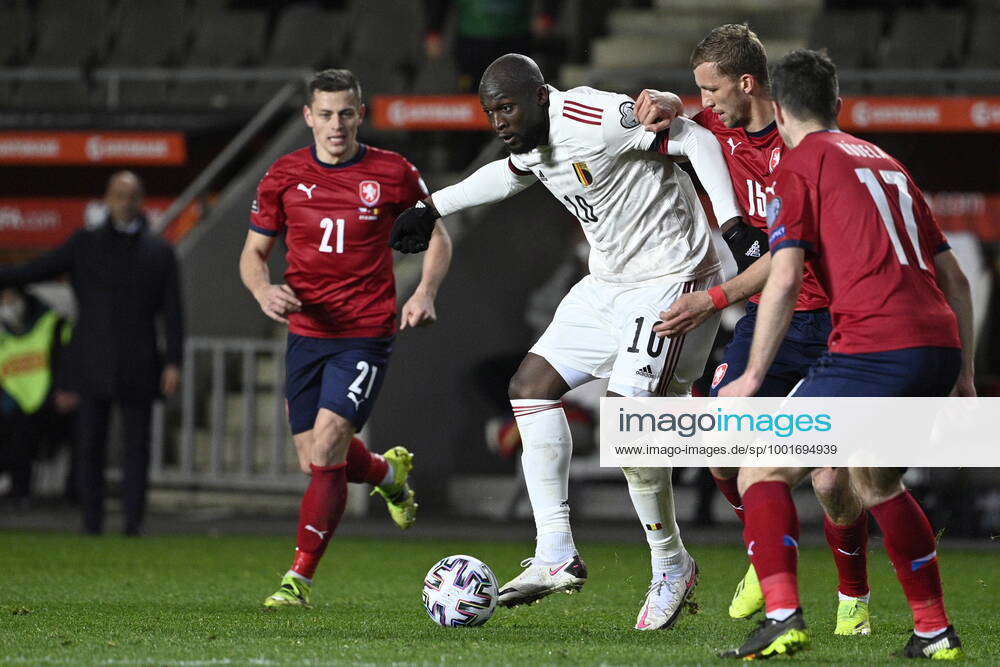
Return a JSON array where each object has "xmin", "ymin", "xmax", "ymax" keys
[
  {"xmin": 239, "ymin": 69, "xmax": 452, "ymax": 608},
  {"xmin": 635, "ymin": 24, "xmax": 871, "ymax": 632},
  {"xmin": 718, "ymin": 50, "xmax": 973, "ymax": 660}
]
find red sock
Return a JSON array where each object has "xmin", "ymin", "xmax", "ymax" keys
[
  {"xmin": 344, "ymin": 437, "xmax": 388, "ymax": 486},
  {"xmin": 824, "ymin": 512, "xmax": 870, "ymax": 598},
  {"xmin": 713, "ymin": 474, "xmax": 745, "ymax": 523},
  {"xmin": 743, "ymin": 481, "xmax": 800, "ymax": 613},
  {"xmin": 291, "ymin": 463, "xmax": 348, "ymax": 579},
  {"xmin": 869, "ymin": 491, "xmax": 949, "ymax": 633}
]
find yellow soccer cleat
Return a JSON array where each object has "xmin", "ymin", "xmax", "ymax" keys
[
  {"xmin": 263, "ymin": 572, "xmax": 312, "ymax": 608},
  {"xmin": 835, "ymin": 598, "xmax": 872, "ymax": 636},
  {"xmin": 720, "ymin": 609, "xmax": 811, "ymax": 659},
  {"xmin": 371, "ymin": 446, "xmax": 418, "ymax": 530},
  {"xmin": 729, "ymin": 563, "xmax": 765, "ymax": 619}
]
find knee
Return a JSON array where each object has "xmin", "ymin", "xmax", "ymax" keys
[
  {"xmin": 710, "ymin": 466, "xmax": 739, "ymax": 480},
  {"xmin": 508, "ymin": 370, "xmax": 549, "ymax": 401},
  {"xmin": 810, "ymin": 467, "xmax": 840, "ymax": 500},
  {"xmin": 854, "ymin": 472, "xmax": 905, "ymax": 509},
  {"xmin": 311, "ymin": 413, "xmax": 354, "ymax": 464}
]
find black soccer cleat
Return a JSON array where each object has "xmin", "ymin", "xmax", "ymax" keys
[
  {"xmin": 899, "ymin": 626, "xmax": 965, "ymax": 660},
  {"xmin": 720, "ymin": 609, "xmax": 810, "ymax": 659}
]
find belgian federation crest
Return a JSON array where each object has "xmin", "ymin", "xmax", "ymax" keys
[
  {"xmin": 359, "ymin": 180, "xmax": 381, "ymax": 206},
  {"xmin": 572, "ymin": 162, "xmax": 594, "ymax": 187}
]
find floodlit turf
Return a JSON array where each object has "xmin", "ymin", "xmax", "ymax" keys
[{"xmin": 2, "ymin": 531, "xmax": 997, "ymax": 664}]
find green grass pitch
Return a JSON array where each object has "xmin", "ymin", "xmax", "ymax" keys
[{"xmin": 2, "ymin": 531, "xmax": 997, "ymax": 664}]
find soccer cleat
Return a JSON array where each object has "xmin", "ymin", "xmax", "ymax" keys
[
  {"xmin": 729, "ymin": 563, "xmax": 765, "ymax": 619},
  {"xmin": 371, "ymin": 446, "xmax": 418, "ymax": 530},
  {"xmin": 498, "ymin": 554, "xmax": 588, "ymax": 608},
  {"xmin": 899, "ymin": 626, "xmax": 964, "ymax": 660},
  {"xmin": 635, "ymin": 554, "xmax": 700, "ymax": 630},
  {"xmin": 720, "ymin": 609, "xmax": 810, "ymax": 659},
  {"xmin": 835, "ymin": 597, "xmax": 872, "ymax": 635},
  {"xmin": 263, "ymin": 573, "xmax": 312, "ymax": 608}
]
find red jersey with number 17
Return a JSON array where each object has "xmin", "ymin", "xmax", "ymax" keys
[
  {"xmin": 766, "ymin": 130, "xmax": 959, "ymax": 355},
  {"xmin": 250, "ymin": 144, "xmax": 428, "ymax": 338},
  {"xmin": 693, "ymin": 109, "xmax": 828, "ymax": 311}
]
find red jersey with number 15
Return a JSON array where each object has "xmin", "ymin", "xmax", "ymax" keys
[
  {"xmin": 250, "ymin": 144, "xmax": 428, "ymax": 338},
  {"xmin": 767, "ymin": 130, "xmax": 959, "ymax": 355},
  {"xmin": 693, "ymin": 108, "xmax": 828, "ymax": 311}
]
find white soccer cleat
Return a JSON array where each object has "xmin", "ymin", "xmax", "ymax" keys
[
  {"xmin": 497, "ymin": 554, "xmax": 588, "ymax": 608},
  {"xmin": 634, "ymin": 554, "xmax": 699, "ymax": 630}
]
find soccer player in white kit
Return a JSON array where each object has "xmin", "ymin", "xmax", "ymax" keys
[{"xmin": 391, "ymin": 54, "xmax": 744, "ymax": 630}]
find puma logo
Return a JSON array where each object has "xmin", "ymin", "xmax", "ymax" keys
[
  {"xmin": 304, "ymin": 524, "xmax": 328, "ymax": 540},
  {"xmin": 297, "ymin": 183, "xmax": 317, "ymax": 199},
  {"xmin": 347, "ymin": 392, "xmax": 362, "ymax": 410},
  {"xmin": 726, "ymin": 138, "xmax": 743, "ymax": 155},
  {"xmin": 836, "ymin": 547, "xmax": 863, "ymax": 557},
  {"xmin": 765, "ymin": 183, "xmax": 776, "ymax": 195}
]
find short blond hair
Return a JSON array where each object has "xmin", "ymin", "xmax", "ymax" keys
[{"xmin": 690, "ymin": 24, "xmax": 769, "ymax": 86}]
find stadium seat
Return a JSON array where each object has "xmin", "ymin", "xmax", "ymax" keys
[
  {"xmin": 879, "ymin": 9, "xmax": 966, "ymax": 69},
  {"xmin": 413, "ymin": 58, "xmax": 461, "ymax": 94},
  {"xmin": 345, "ymin": 57, "xmax": 409, "ymax": 98},
  {"xmin": 0, "ymin": 6, "xmax": 31, "ymax": 65},
  {"xmin": 808, "ymin": 10, "xmax": 884, "ymax": 69},
  {"xmin": 14, "ymin": 77, "xmax": 94, "ymax": 110},
  {"xmin": 171, "ymin": 80, "xmax": 252, "ymax": 110},
  {"xmin": 113, "ymin": 79, "xmax": 171, "ymax": 110},
  {"xmin": 265, "ymin": 5, "xmax": 346, "ymax": 68},
  {"xmin": 30, "ymin": 7, "xmax": 110, "ymax": 67},
  {"xmin": 104, "ymin": 1, "xmax": 189, "ymax": 67},
  {"xmin": 346, "ymin": 0, "xmax": 423, "ymax": 69},
  {"xmin": 965, "ymin": 12, "xmax": 1000, "ymax": 68},
  {"xmin": 185, "ymin": 11, "xmax": 268, "ymax": 67}
]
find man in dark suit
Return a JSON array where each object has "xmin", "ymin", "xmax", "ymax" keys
[{"xmin": 0, "ymin": 171, "xmax": 184, "ymax": 535}]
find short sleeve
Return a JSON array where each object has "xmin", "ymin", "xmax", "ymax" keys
[
  {"xmin": 402, "ymin": 159, "xmax": 430, "ymax": 208},
  {"xmin": 767, "ymin": 170, "xmax": 818, "ymax": 254},
  {"xmin": 249, "ymin": 169, "xmax": 287, "ymax": 237},
  {"xmin": 602, "ymin": 95, "xmax": 657, "ymax": 155},
  {"xmin": 913, "ymin": 184, "xmax": 950, "ymax": 255}
]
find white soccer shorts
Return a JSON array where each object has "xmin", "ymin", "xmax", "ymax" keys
[{"xmin": 530, "ymin": 271, "xmax": 723, "ymax": 397}]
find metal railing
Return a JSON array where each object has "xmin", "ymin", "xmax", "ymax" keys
[{"xmin": 150, "ymin": 336, "xmax": 301, "ymax": 491}]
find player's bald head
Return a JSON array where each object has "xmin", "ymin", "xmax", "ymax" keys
[{"xmin": 479, "ymin": 54, "xmax": 545, "ymax": 101}]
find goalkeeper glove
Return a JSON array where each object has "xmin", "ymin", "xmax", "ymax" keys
[
  {"xmin": 722, "ymin": 219, "xmax": 769, "ymax": 274},
  {"xmin": 390, "ymin": 201, "xmax": 439, "ymax": 254}
]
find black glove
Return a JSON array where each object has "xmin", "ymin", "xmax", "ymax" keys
[
  {"xmin": 722, "ymin": 219, "xmax": 769, "ymax": 274},
  {"xmin": 390, "ymin": 201, "xmax": 439, "ymax": 254}
]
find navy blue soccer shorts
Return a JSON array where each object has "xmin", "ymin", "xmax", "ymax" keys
[
  {"xmin": 710, "ymin": 302, "xmax": 832, "ymax": 397},
  {"xmin": 791, "ymin": 346, "xmax": 961, "ymax": 397},
  {"xmin": 285, "ymin": 333, "xmax": 393, "ymax": 434}
]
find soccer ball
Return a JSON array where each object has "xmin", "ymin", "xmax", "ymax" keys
[{"xmin": 421, "ymin": 554, "xmax": 499, "ymax": 627}]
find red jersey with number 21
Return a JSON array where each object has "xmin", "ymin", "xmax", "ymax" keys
[
  {"xmin": 767, "ymin": 130, "xmax": 959, "ymax": 354},
  {"xmin": 250, "ymin": 144, "xmax": 427, "ymax": 338},
  {"xmin": 693, "ymin": 108, "xmax": 827, "ymax": 311}
]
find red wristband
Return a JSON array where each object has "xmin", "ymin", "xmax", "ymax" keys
[{"xmin": 708, "ymin": 285, "xmax": 730, "ymax": 311}]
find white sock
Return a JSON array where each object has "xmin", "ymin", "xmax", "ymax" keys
[
  {"xmin": 914, "ymin": 627, "xmax": 948, "ymax": 639},
  {"xmin": 767, "ymin": 608, "xmax": 797, "ymax": 622},
  {"xmin": 622, "ymin": 466, "xmax": 684, "ymax": 577},
  {"xmin": 379, "ymin": 461, "xmax": 395, "ymax": 487},
  {"xmin": 511, "ymin": 399, "xmax": 576, "ymax": 564},
  {"xmin": 286, "ymin": 569, "xmax": 312, "ymax": 584},
  {"xmin": 838, "ymin": 591, "xmax": 871, "ymax": 604}
]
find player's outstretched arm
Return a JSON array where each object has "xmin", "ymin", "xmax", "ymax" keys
[
  {"xmin": 401, "ymin": 221, "xmax": 453, "ymax": 329},
  {"xmin": 238, "ymin": 229, "xmax": 301, "ymax": 325},
  {"xmin": 719, "ymin": 248, "xmax": 804, "ymax": 397},
  {"xmin": 664, "ymin": 118, "xmax": 743, "ymax": 226},
  {"xmin": 635, "ymin": 89, "xmax": 684, "ymax": 133},
  {"xmin": 391, "ymin": 158, "xmax": 536, "ymax": 254},
  {"xmin": 934, "ymin": 250, "xmax": 976, "ymax": 396},
  {"xmin": 653, "ymin": 252, "xmax": 771, "ymax": 339}
]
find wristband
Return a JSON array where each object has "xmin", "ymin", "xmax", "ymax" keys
[{"xmin": 708, "ymin": 285, "xmax": 730, "ymax": 311}]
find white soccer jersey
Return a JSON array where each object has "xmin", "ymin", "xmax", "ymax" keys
[{"xmin": 505, "ymin": 86, "xmax": 739, "ymax": 284}]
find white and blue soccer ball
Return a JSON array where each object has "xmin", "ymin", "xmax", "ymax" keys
[{"xmin": 421, "ymin": 554, "xmax": 498, "ymax": 627}]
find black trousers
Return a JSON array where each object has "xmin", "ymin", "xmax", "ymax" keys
[{"xmin": 76, "ymin": 395, "xmax": 152, "ymax": 535}]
